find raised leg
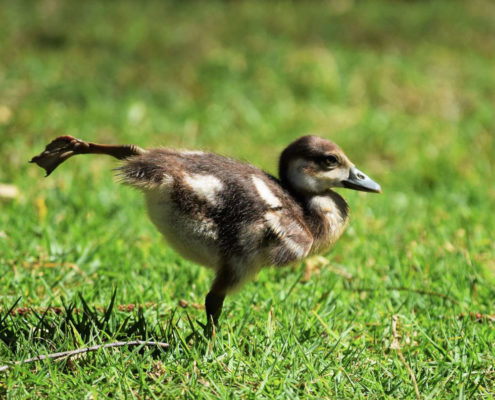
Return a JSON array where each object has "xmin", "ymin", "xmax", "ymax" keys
[{"xmin": 30, "ymin": 135, "xmax": 146, "ymax": 176}]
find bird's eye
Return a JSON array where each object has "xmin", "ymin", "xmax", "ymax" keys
[{"xmin": 320, "ymin": 155, "xmax": 338, "ymax": 168}]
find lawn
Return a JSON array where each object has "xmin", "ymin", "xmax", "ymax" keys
[{"xmin": 0, "ymin": 0, "xmax": 494, "ymax": 398}]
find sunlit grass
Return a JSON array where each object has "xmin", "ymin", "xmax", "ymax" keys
[{"xmin": 1, "ymin": 0, "xmax": 494, "ymax": 398}]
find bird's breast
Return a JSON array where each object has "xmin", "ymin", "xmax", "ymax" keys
[
  {"xmin": 145, "ymin": 189, "xmax": 222, "ymax": 269},
  {"xmin": 305, "ymin": 193, "xmax": 349, "ymax": 255}
]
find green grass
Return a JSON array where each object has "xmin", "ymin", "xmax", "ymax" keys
[{"xmin": 1, "ymin": 0, "xmax": 495, "ymax": 398}]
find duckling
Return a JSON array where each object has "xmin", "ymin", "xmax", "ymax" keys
[{"xmin": 31, "ymin": 135, "xmax": 381, "ymax": 327}]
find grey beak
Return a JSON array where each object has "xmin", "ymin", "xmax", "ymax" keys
[{"xmin": 342, "ymin": 166, "xmax": 381, "ymax": 193}]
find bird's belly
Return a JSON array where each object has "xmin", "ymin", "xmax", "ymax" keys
[{"xmin": 145, "ymin": 192, "xmax": 221, "ymax": 269}]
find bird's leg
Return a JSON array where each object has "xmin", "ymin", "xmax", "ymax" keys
[
  {"xmin": 30, "ymin": 135, "xmax": 146, "ymax": 176},
  {"xmin": 203, "ymin": 265, "xmax": 239, "ymax": 336},
  {"xmin": 205, "ymin": 291, "xmax": 225, "ymax": 327}
]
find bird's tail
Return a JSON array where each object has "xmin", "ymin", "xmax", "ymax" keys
[{"xmin": 30, "ymin": 135, "xmax": 146, "ymax": 176}]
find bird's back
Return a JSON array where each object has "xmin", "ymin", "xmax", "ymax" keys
[{"xmin": 118, "ymin": 149, "xmax": 313, "ymax": 283}]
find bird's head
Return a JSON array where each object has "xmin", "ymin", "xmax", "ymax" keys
[{"xmin": 279, "ymin": 135, "xmax": 381, "ymax": 196}]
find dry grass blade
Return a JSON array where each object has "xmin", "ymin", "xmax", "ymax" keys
[{"xmin": 391, "ymin": 315, "xmax": 421, "ymax": 400}]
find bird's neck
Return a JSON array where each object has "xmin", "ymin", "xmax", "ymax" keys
[{"xmin": 300, "ymin": 190, "xmax": 350, "ymax": 254}]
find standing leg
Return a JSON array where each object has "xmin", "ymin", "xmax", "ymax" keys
[
  {"xmin": 205, "ymin": 291, "xmax": 225, "ymax": 327},
  {"xmin": 204, "ymin": 263, "xmax": 242, "ymax": 332}
]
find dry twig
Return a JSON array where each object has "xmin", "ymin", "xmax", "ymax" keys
[
  {"xmin": 0, "ymin": 340, "xmax": 169, "ymax": 372},
  {"xmin": 350, "ymin": 286, "xmax": 458, "ymax": 304}
]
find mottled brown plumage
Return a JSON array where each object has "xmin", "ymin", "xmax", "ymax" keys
[{"xmin": 31, "ymin": 135, "xmax": 381, "ymax": 330}]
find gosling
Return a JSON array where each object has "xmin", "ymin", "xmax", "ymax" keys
[{"xmin": 31, "ymin": 135, "xmax": 381, "ymax": 327}]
